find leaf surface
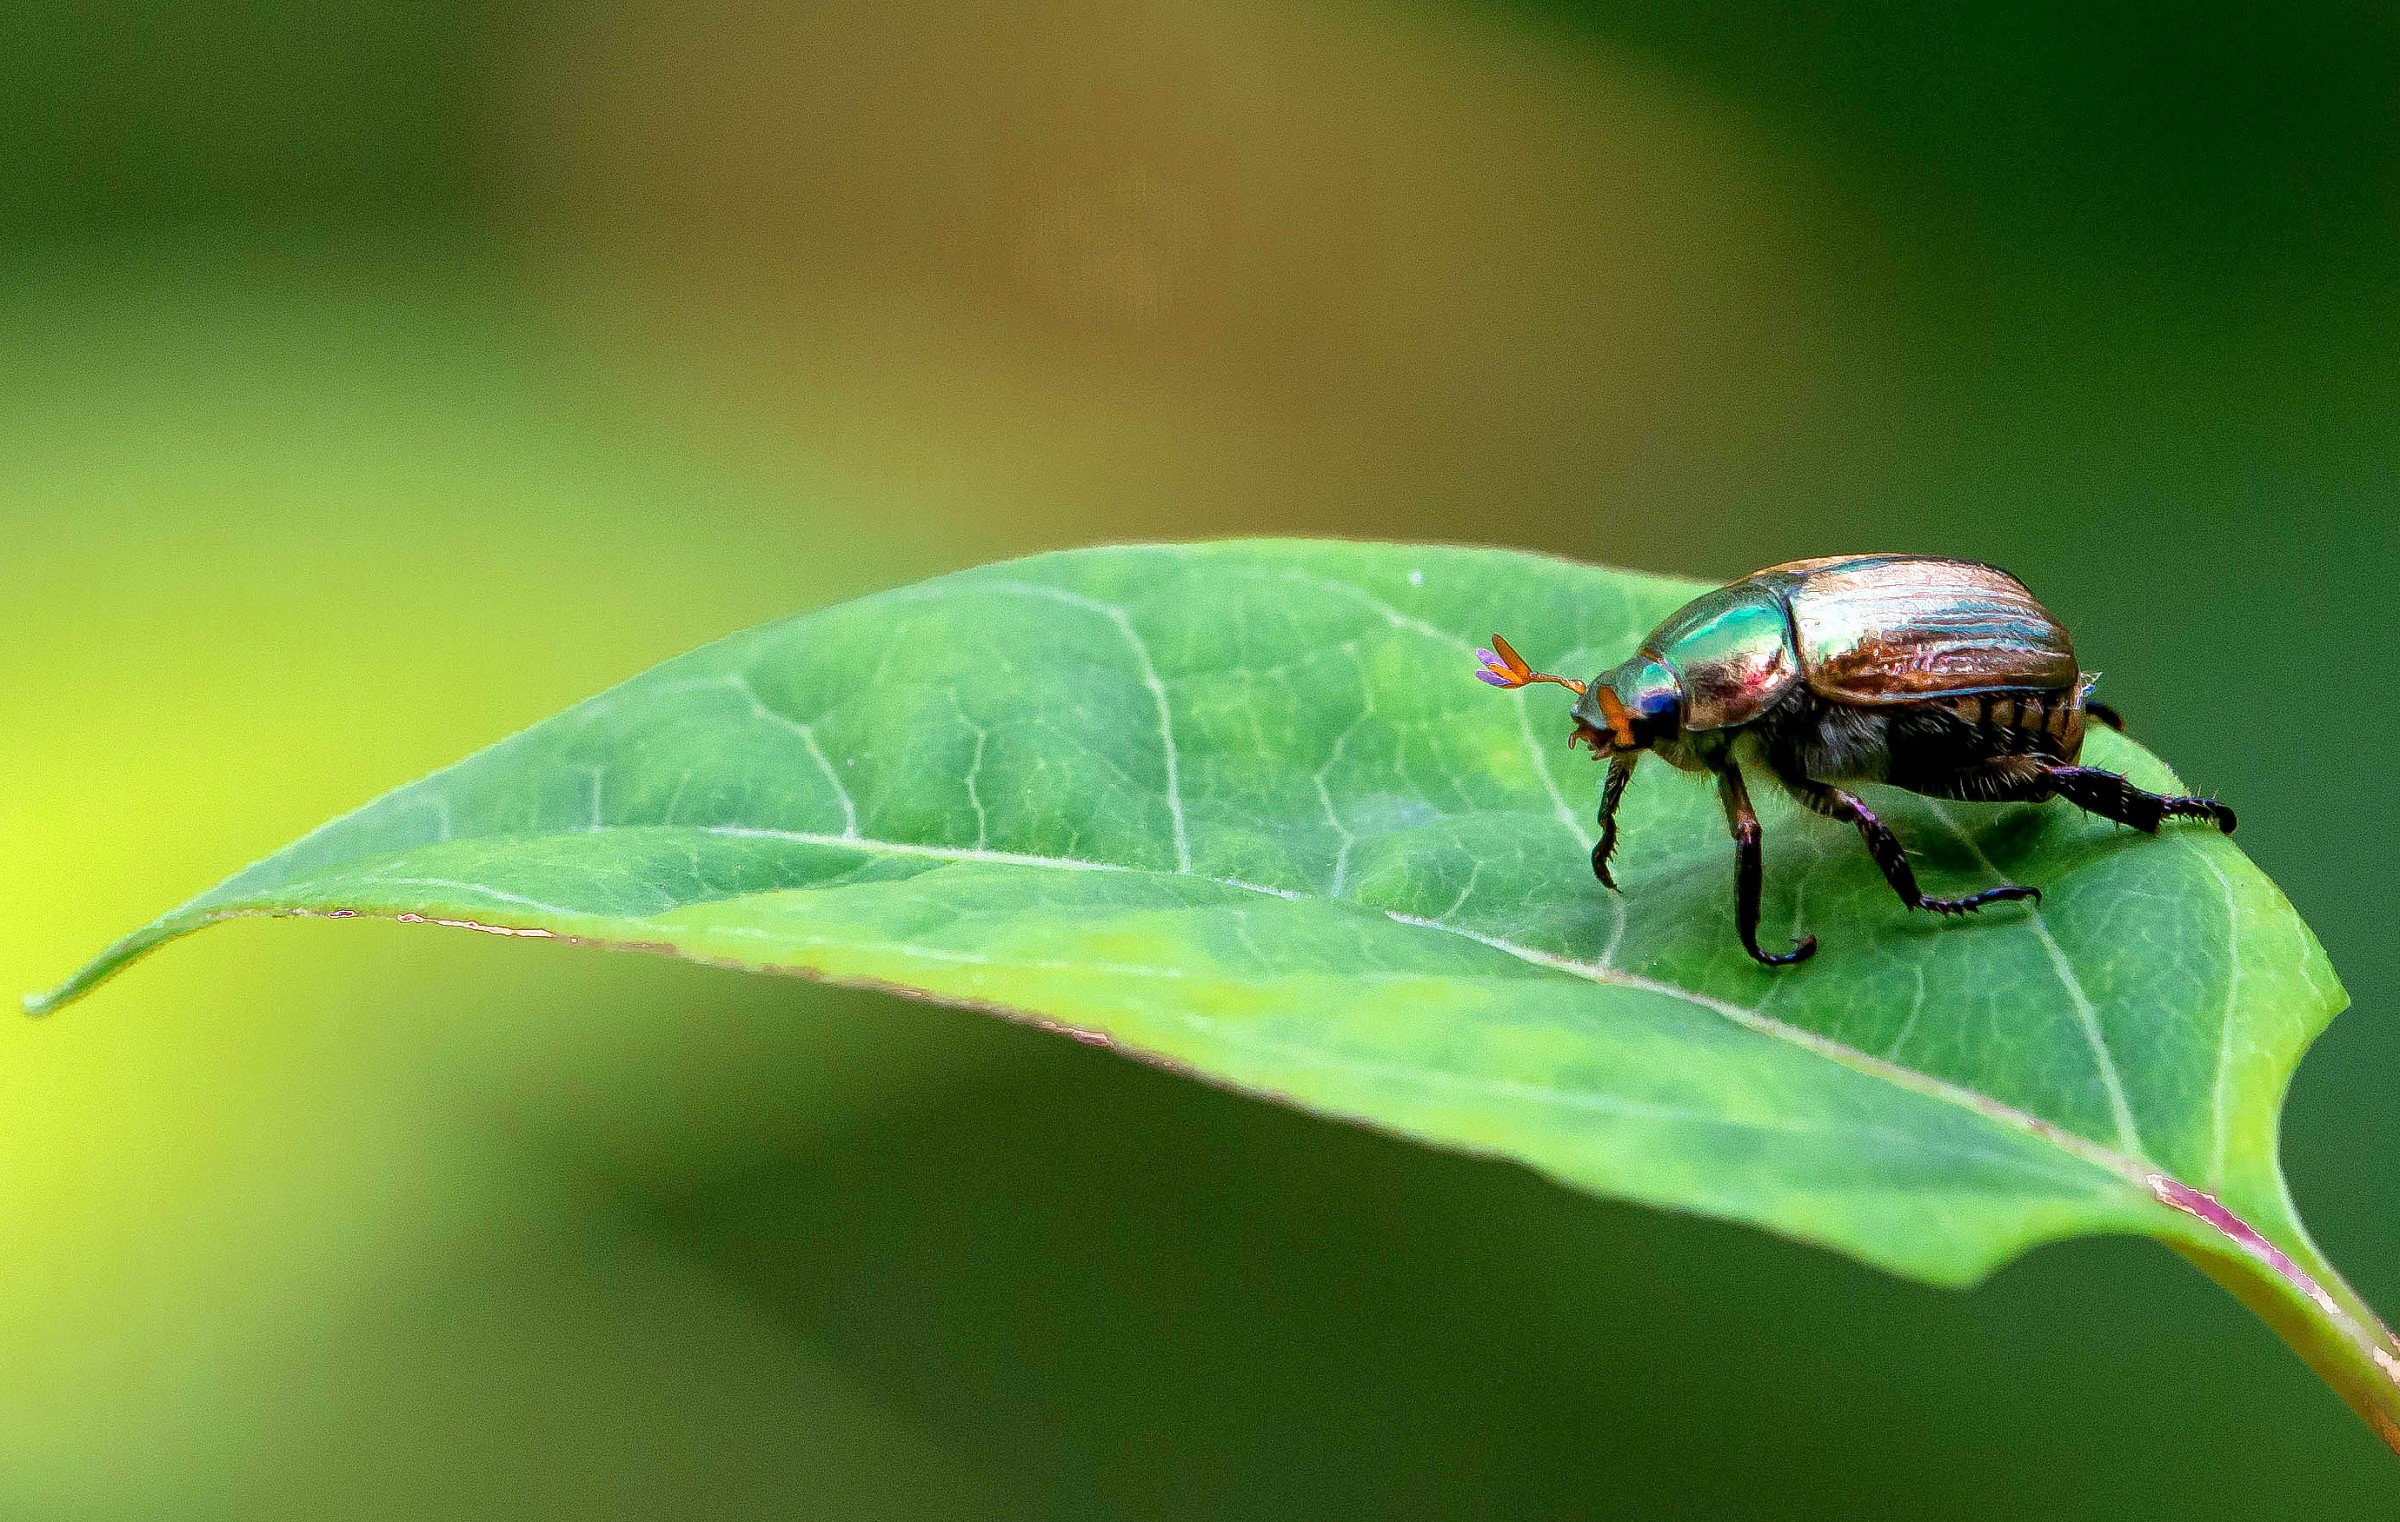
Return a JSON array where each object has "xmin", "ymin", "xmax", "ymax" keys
[{"xmin": 34, "ymin": 540, "xmax": 2400, "ymax": 1444}]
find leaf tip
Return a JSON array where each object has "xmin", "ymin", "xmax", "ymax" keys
[
  {"xmin": 22, "ymin": 970, "xmax": 91, "ymax": 1017},
  {"xmin": 19, "ymin": 925, "xmax": 184, "ymax": 1020}
]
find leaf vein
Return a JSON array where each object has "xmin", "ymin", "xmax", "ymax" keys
[
  {"xmin": 1378, "ymin": 909, "xmax": 2143, "ymax": 1188},
  {"xmin": 979, "ymin": 580, "xmax": 1192, "ymax": 873},
  {"xmin": 2193, "ymin": 840, "xmax": 2242, "ymax": 1191},
  {"xmin": 1920, "ymin": 800, "xmax": 2147, "ymax": 1163},
  {"xmin": 723, "ymin": 673, "xmax": 859, "ymax": 839}
]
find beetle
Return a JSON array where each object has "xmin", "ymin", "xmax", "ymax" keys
[{"xmin": 1477, "ymin": 554, "xmax": 2234, "ymax": 966}]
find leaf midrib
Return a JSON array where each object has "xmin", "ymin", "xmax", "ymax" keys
[{"xmin": 234, "ymin": 818, "xmax": 2154, "ymax": 1195}]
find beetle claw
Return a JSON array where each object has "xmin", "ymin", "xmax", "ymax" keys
[
  {"xmin": 1918, "ymin": 883, "xmax": 2042, "ymax": 916},
  {"xmin": 1590, "ymin": 843, "xmax": 1618, "ymax": 891},
  {"xmin": 1750, "ymin": 933, "xmax": 1816, "ymax": 967}
]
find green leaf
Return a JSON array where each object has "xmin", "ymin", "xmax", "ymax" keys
[{"xmin": 33, "ymin": 540, "xmax": 2400, "ymax": 1449}]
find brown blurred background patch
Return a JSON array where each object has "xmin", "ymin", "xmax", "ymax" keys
[{"xmin": 506, "ymin": 0, "xmax": 1876, "ymax": 565}]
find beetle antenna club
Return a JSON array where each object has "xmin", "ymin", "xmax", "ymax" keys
[
  {"xmin": 1475, "ymin": 634, "xmax": 1584, "ymax": 694},
  {"xmin": 1478, "ymin": 555, "xmax": 2234, "ymax": 967}
]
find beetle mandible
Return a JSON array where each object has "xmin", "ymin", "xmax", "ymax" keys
[{"xmin": 1477, "ymin": 554, "xmax": 2234, "ymax": 967}]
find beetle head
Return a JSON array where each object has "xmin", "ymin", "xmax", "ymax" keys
[
  {"xmin": 1477, "ymin": 637, "xmax": 1683, "ymax": 757},
  {"xmin": 1572, "ymin": 657, "xmax": 1684, "ymax": 756}
]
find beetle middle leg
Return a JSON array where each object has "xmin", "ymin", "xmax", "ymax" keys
[
  {"xmin": 1716, "ymin": 763, "xmax": 1816, "ymax": 967},
  {"xmin": 1783, "ymin": 777, "xmax": 2042, "ymax": 917}
]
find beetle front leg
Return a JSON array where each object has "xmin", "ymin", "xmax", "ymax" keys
[
  {"xmin": 1591, "ymin": 754, "xmax": 1636, "ymax": 890},
  {"xmin": 1716, "ymin": 763, "xmax": 1816, "ymax": 967}
]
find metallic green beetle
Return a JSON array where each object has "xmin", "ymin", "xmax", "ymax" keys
[{"xmin": 1478, "ymin": 554, "xmax": 2234, "ymax": 966}]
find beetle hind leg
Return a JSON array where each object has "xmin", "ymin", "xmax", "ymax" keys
[
  {"xmin": 1902, "ymin": 752, "xmax": 2235, "ymax": 834},
  {"xmin": 2040, "ymin": 764, "xmax": 2235, "ymax": 834},
  {"xmin": 1785, "ymin": 777, "xmax": 2042, "ymax": 917}
]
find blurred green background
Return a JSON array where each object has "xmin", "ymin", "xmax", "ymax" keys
[{"xmin": 4, "ymin": 0, "xmax": 2395, "ymax": 1514}]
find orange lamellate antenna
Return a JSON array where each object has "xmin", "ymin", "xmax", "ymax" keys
[{"xmin": 1475, "ymin": 634, "xmax": 1584, "ymax": 695}]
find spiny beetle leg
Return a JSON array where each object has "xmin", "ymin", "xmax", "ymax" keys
[
  {"xmin": 1717, "ymin": 764, "xmax": 1815, "ymax": 967},
  {"xmin": 2043, "ymin": 764, "xmax": 2236, "ymax": 834},
  {"xmin": 1793, "ymin": 778, "xmax": 2042, "ymax": 917},
  {"xmin": 1591, "ymin": 754, "xmax": 1635, "ymax": 892}
]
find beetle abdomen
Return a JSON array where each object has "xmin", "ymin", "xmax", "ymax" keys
[
  {"xmin": 1938, "ymin": 688, "xmax": 2088, "ymax": 761},
  {"xmin": 1758, "ymin": 682, "xmax": 2087, "ymax": 788},
  {"xmin": 1787, "ymin": 556, "xmax": 2078, "ymax": 705}
]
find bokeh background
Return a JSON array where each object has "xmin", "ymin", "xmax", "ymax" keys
[{"xmin": 5, "ymin": 0, "xmax": 2396, "ymax": 1514}]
